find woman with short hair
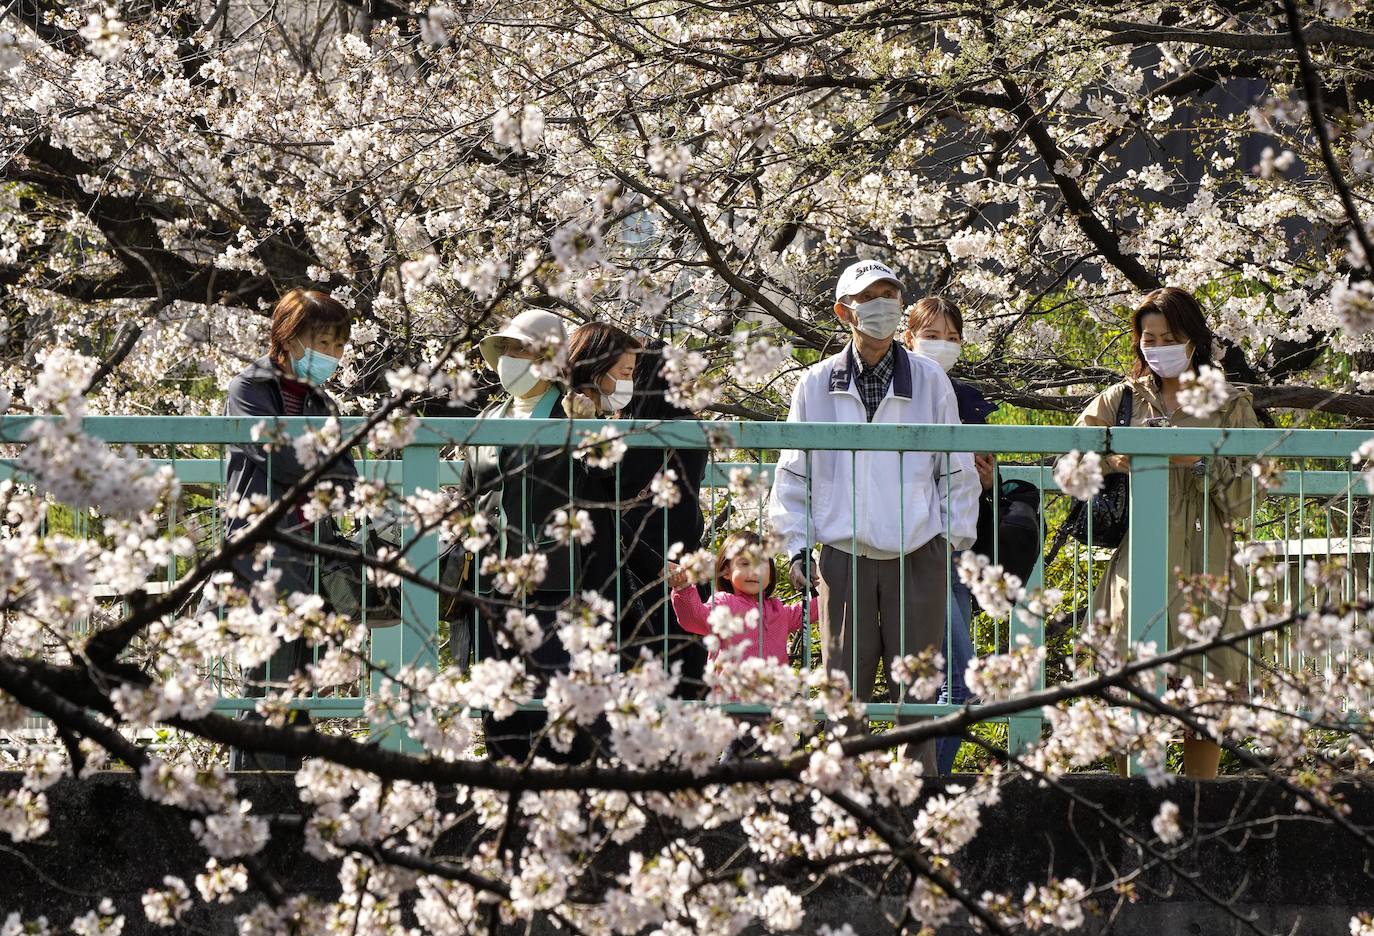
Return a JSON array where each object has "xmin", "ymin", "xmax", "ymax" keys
[{"xmin": 220, "ymin": 288, "xmax": 356, "ymax": 770}]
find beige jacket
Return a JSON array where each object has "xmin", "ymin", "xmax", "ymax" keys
[{"xmin": 1077, "ymin": 375, "xmax": 1260, "ymax": 686}]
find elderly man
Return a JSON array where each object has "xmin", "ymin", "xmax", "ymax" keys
[{"xmin": 767, "ymin": 259, "xmax": 980, "ymax": 768}]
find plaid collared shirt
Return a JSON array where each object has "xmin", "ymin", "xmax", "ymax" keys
[{"xmin": 851, "ymin": 344, "xmax": 895, "ymax": 422}]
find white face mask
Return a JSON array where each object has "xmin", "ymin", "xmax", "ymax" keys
[
  {"xmin": 497, "ymin": 355, "xmax": 541, "ymax": 398},
  {"xmin": 845, "ymin": 296, "xmax": 904, "ymax": 340},
  {"xmin": 912, "ymin": 338, "xmax": 962, "ymax": 372},
  {"xmin": 1141, "ymin": 343, "xmax": 1192, "ymax": 378},
  {"xmin": 601, "ymin": 378, "xmax": 634, "ymax": 413}
]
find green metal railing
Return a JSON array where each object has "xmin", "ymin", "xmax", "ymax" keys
[{"xmin": 4, "ymin": 415, "xmax": 1373, "ymax": 758}]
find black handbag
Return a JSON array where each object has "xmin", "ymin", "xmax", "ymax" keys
[
  {"xmin": 1060, "ymin": 387, "xmax": 1134, "ymax": 551},
  {"xmin": 320, "ymin": 526, "xmax": 403, "ymax": 628},
  {"xmin": 973, "ymin": 478, "xmax": 1043, "ymax": 585}
]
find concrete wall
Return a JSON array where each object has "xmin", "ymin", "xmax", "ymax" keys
[{"xmin": 3, "ymin": 773, "xmax": 1370, "ymax": 934}]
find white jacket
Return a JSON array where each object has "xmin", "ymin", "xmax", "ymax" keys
[{"xmin": 768, "ymin": 343, "xmax": 980, "ymax": 559}]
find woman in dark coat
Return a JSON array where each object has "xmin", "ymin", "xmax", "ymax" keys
[
  {"xmin": 563, "ymin": 323, "xmax": 665, "ymax": 673},
  {"xmin": 459, "ymin": 309, "xmax": 625, "ymax": 764},
  {"xmin": 905, "ymin": 297, "xmax": 996, "ymax": 774},
  {"xmin": 220, "ymin": 288, "xmax": 356, "ymax": 770},
  {"xmin": 616, "ymin": 341, "xmax": 710, "ymax": 698}
]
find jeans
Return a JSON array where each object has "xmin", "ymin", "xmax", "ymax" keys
[{"xmin": 936, "ymin": 557, "xmax": 976, "ymax": 774}]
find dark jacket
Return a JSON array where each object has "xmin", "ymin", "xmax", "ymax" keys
[
  {"xmin": 457, "ymin": 388, "xmax": 632, "ymax": 763},
  {"xmin": 951, "ymin": 378, "xmax": 998, "ymax": 555},
  {"xmin": 952, "ymin": 378, "xmax": 1042, "ymax": 581},
  {"xmin": 223, "ymin": 356, "xmax": 357, "ymax": 594},
  {"xmin": 617, "ymin": 344, "xmax": 710, "ymax": 693},
  {"xmin": 952, "ymin": 378, "xmax": 997, "ymax": 426},
  {"xmin": 456, "ymin": 389, "xmax": 621, "ymax": 601}
]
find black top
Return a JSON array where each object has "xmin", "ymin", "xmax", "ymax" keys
[
  {"xmin": 951, "ymin": 378, "xmax": 996, "ymax": 425},
  {"xmin": 618, "ymin": 344, "xmax": 708, "ymax": 587},
  {"xmin": 222, "ymin": 356, "xmax": 357, "ymax": 594}
]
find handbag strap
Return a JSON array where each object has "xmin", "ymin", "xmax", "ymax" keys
[{"xmin": 1115, "ymin": 386, "xmax": 1134, "ymax": 427}]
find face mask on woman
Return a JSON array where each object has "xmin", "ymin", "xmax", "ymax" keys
[
  {"xmin": 497, "ymin": 355, "xmax": 540, "ymax": 397},
  {"xmin": 293, "ymin": 348, "xmax": 340, "ymax": 385},
  {"xmin": 912, "ymin": 338, "xmax": 961, "ymax": 372},
  {"xmin": 845, "ymin": 296, "xmax": 904, "ymax": 340},
  {"xmin": 1141, "ymin": 343, "xmax": 1192, "ymax": 379},
  {"xmin": 601, "ymin": 378, "xmax": 634, "ymax": 412}
]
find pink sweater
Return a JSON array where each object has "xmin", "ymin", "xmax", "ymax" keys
[{"xmin": 671, "ymin": 588, "xmax": 817, "ymax": 664}]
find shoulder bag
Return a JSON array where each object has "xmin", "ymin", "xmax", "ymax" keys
[{"xmin": 1055, "ymin": 386, "xmax": 1134, "ymax": 556}]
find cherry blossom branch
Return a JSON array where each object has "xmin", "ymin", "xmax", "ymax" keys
[
  {"xmin": 1098, "ymin": 18, "xmax": 1374, "ymax": 52},
  {"xmin": 83, "ymin": 395, "xmax": 412, "ymax": 667},
  {"xmin": 1117, "ymin": 688, "xmax": 1374, "ymax": 856},
  {"xmin": 1281, "ymin": 0, "xmax": 1374, "ymax": 277},
  {"xmin": 825, "ymin": 787, "xmax": 1015, "ymax": 936},
  {"xmin": 997, "ymin": 73, "xmax": 1163, "ymax": 293},
  {"xmin": 0, "ymin": 654, "xmax": 289, "ymax": 905},
  {"xmin": 10, "ymin": 596, "xmax": 1321, "ymax": 797}
]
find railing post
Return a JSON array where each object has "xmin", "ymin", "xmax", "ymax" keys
[
  {"xmin": 370, "ymin": 442, "xmax": 441, "ymax": 752},
  {"xmin": 1008, "ymin": 553, "xmax": 1047, "ymax": 756},
  {"xmin": 1126, "ymin": 454, "xmax": 1170, "ymax": 776}
]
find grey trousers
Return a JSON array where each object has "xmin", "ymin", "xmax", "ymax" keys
[{"xmin": 818, "ymin": 538, "xmax": 949, "ymax": 772}]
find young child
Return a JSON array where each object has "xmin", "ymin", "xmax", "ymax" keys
[{"xmin": 669, "ymin": 531, "xmax": 816, "ymax": 665}]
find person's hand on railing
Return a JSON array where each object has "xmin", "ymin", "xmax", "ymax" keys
[
  {"xmin": 975, "ymin": 453, "xmax": 996, "ymax": 490},
  {"xmin": 788, "ymin": 551, "xmax": 819, "ymax": 594}
]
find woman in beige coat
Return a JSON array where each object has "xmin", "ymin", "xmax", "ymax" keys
[{"xmin": 1077, "ymin": 287, "xmax": 1260, "ymax": 778}]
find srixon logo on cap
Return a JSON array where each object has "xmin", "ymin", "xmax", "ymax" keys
[{"xmin": 852, "ymin": 262, "xmax": 889, "ymax": 276}]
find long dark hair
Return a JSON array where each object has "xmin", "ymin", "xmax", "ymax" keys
[
  {"xmin": 567, "ymin": 322, "xmax": 642, "ymax": 396},
  {"xmin": 1131, "ymin": 287, "xmax": 1215, "ymax": 383}
]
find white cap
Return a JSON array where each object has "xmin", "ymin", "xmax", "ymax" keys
[
  {"xmin": 478, "ymin": 309, "xmax": 568, "ymax": 369},
  {"xmin": 834, "ymin": 259, "xmax": 903, "ymax": 302}
]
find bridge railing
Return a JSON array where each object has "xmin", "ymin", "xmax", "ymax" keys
[{"xmin": 4, "ymin": 415, "xmax": 1372, "ymax": 758}]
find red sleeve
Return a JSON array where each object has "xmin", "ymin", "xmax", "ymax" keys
[
  {"xmin": 780, "ymin": 596, "xmax": 818, "ymax": 634},
  {"xmin": 671, "ymin": 587, "xmax": 712, "ymax": 636}
]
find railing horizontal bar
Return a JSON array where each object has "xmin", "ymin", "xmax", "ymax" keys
[
  {"xmin": 0, "ymin": 458, "xmax": 467, "ymax": 487},
  {"xmin": 211, "ymin": 698, "xmax": 366, "ymax": 714},
  {"xmin": 998, "ymin": 466, "xmax": 1370, "ymax": 498},
  {"xmin": 12, "ymin": 416, "xmax": 1371, "ymax": 457},
  {"xmin": 6, "ymin": 455, "xmax": 1362, "ymax": 499},
  {"xmin": 1106, "ymin": 426, "xmax": 1370, "ymax": 458},
  {"xmin": 3, "ymin": 415, "xmax": 1104, "ymax": 451}
]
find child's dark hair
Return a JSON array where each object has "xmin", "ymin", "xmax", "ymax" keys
[
  {"xmin": 269, "ymin": 289, "xmax": 351, "ymax": 370},
  {"xmin": 714, "ymin": 530, "xmax": 777, "ymax": 598}
]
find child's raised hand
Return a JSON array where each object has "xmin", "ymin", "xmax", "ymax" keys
[{"xmin": 667, "ymin": 562, "xmax": 689, "ymax": 591}]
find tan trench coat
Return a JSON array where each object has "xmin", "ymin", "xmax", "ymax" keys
[{"xmin": 1077, "ymin": 375, "xmax": 1260, "ymax": 686}]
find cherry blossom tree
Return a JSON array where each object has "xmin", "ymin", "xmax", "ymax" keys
[{"xmin": 1, "ymin": 0, "xmax": 1372, "ymax": 417}]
